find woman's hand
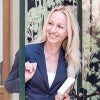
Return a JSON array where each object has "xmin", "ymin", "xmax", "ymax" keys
[
  {"xmin": 63, "ymin": 93, "xmax": 70, "ymax": 100},
  {"xmin": 55, "ymin": 93, "xmax": 70, "ymax": 100},
  {"xmin": 25, "ymin": 61, "xmax": 37, "ymax": 83}
]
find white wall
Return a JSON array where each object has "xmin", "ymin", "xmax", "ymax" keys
[
  {"xmin": 10, "ymin": 0, "xmax": 19, "ymax": 100},
  {"xmin": 10, "ymin": 0, "xmax": 19, "ymax": 65},
  {"xmin": 0, "ymin": 0, "xmax": 3, "ymax": 62}
]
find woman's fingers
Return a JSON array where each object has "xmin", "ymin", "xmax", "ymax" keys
[
  {"xmin": 25, "ymin": 62, "xmax": 37, "ymax": 72},
  {"xmin": 55, "ymin": 95, "xmax": 58, "ymax": 100},
  {"xmin": 55, "ymin": 93, "xmax": 63, "ymax": 100},
  {"xmin": 25, "ymin": 62, "xmax": 31, "ymax": 71},
  {"xmin": 63, "ymin": 93, "xmax": 70, "ymax": 100},
  {"xmin": 25, "ymin": 62, "xmax": 37, "ymax": 82},
  {"xmin": 31, "ymin": 63, "xmax": 37, "ymax": 72},
  {"xmin": 55, "ymin": 93, "xmax": 70, "ymax": 100}
]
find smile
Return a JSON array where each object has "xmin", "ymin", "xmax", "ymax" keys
[{"xmin": 49, "ymin": 33, "xmax": 58, "ymax": 39}]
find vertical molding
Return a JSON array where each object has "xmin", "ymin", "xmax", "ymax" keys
[
  {"xmin": 77, "ymin": 0, "xmax": 82, "ymax": 95},
  {"xmin": 25, "ymin": 0, "xmax": 28, "ymax": 44},
  {"xmin": 1, "ymin": 0, "xmax": 10, "ymax": 100},
  {"xmin": 3, "ymin": 0, "xmax": 10, "ymax": 84},
  {"xmin": 19, "ymin": 0, "xmax": 25, "ymax": 100}
]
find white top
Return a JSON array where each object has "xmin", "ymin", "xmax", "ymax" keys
[{"xmin": 47, "ymin": 72, "xmax": 56, "ymax": 87}]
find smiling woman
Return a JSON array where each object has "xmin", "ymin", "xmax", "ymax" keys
[{"xmin": 5, "ymin": 5, "xmax": 81, "ymax": 100}]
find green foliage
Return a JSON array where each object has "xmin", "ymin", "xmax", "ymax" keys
[
  {"xmin": 27, "ymin": 5, "xmax": 48, "ymax": 41},
  {"xmin": 83, "ymin": 33, "xmax": 99, "ymax": 66},
  {"xmin": 82, "ymin": 1, "xmax": 100, "ymax": 99}
]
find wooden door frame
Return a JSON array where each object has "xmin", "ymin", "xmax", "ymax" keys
[
  {"xmin": 2, "ymin": 0, "xmax": 10, "ymax": 84},
  {"xmin": 0, "ymin": 0, "xmax": 10, "ymax": 100}
]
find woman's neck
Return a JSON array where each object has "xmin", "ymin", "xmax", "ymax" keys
[{"xmin": 44, "ymin": 42, "xmax": 61, "ymax": 55}]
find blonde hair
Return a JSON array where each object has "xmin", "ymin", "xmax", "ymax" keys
[{"xmin": 41, "ymin": 5, "xmax": 81, "ymax": 78}]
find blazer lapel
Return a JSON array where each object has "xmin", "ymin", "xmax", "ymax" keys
[
  {"xmin": 50, "ymin": 48, "xmax": 67, "ymax": 92},
  {"xmin": 35, "ymin": 43, "xmax": 49, "ymax": 89}
]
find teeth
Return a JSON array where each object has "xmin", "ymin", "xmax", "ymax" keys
[
  {"xmin": 49, "ymin": 33, "xmax": 57, "ymax": 38},
  {"xmin": 50, "ymin": 34, "xmax": 56, "ymax": 38}
]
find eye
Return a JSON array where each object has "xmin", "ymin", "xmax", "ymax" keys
[
  {"xmin": 58, "ymin": 25, "xmax": 64, "ymax": 29},
  {"xmin": 48, "ymin": 22, "xmax": 53, "ymax": 26}
]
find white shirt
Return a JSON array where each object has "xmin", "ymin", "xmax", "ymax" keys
[{"xmin": 47, "ymin": 72, "xmax": 56, "ymax": 87}]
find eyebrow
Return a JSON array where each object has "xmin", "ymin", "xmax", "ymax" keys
[{"xmin": 48, "ymin": 19, "xmax": 67, "ymax": 26}]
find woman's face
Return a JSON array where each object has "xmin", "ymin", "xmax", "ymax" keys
[{"xmin": 45, "ymin": 11, "xmax": 68, "ymax": 45}]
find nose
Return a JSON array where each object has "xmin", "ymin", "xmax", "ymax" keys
[{"xmin": 51, "ymin": 26, "xmax": 57, "ymax": 34}]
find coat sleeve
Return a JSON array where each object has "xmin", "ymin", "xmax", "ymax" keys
[{"xmin": 5, "ymin": 52, "xmax": 19, "ymax": 93}]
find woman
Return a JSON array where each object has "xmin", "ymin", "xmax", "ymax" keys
[{"xmin": 5, "ymin": 5, "xmax": 80, "ymax": 100}]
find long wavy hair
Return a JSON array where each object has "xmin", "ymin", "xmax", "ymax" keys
[{"xmin": 41, "ymin": 5, "xmax": 81, "ymax": 78}]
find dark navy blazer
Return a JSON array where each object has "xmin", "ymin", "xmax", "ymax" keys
[{"xmin": 5, "ymin": 42, "xmax": 68, "ymax": 100}]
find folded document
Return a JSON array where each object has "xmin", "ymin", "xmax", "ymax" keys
[{"xmin": 57, "ymin": 77, "xmax": 75, "ymax": 95}]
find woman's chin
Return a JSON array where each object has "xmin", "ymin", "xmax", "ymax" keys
[{"xmin": 47, "ymin": 39, "xmax": 58, "ymax": 44}]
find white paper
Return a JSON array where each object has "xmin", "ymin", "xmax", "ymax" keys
[{"xmin": 57, "ymin": 77, "xmax": 75, "ymax": 95}]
